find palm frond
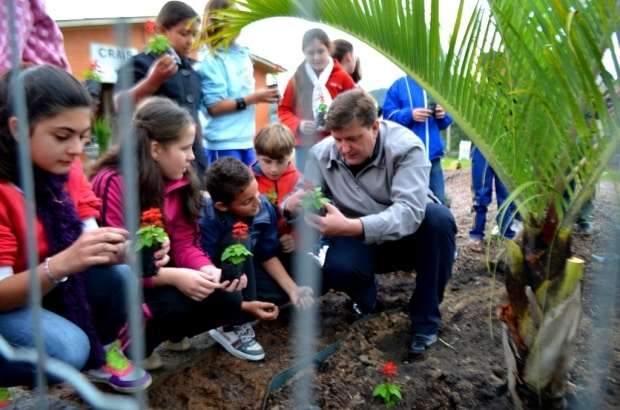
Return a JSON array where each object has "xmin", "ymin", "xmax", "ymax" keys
[{"xmin": 209, "ymin": 0, "xmax": 620, "ymax": 229}]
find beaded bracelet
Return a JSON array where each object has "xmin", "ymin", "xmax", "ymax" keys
[{"xmin": 43, "ymin": 257, "xmax": 67, "ymax": 286}]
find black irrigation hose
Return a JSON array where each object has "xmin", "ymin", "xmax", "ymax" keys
[
  {"xmin": 259, "ymin": 307, "xmax": 402, "ymax": 409},
  {"xmin": 260, "ymin": 340, "xmax": 342, "ymax": 410}
]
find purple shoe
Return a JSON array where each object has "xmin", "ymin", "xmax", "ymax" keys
[{"xmin": 87, "ymin": 341, "xmax": 152, "ymax": 393}]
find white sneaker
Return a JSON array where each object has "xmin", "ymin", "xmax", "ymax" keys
[
  {"xmin": 511, "ymin": 220, "xmax": 523, "ymax": 236},
  {"xmin": 162, "ymin": 337, "xmax": 191, "ymax": 352},
  {"xmin": 208, "ymin": 324, "xmax": 265, "ymax": 361},
  {"xmin": 142, "ymin": 352, "xmax": 163, "ymax": 371}
]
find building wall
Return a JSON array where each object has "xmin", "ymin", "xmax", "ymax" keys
[{"xmin": 61, "ymin": 24, "xmax": 147, "ymax": 79}]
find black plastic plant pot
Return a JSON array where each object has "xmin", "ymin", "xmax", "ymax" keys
[
  {"xmin": 305, "ymin": 206, "xmax": 326, "ymax": 217},
  {"xmin": 221, "ymin": 263, "xmax": 243, "ymax": 282},
  {"xmin": 140, "ymin": 243, "xmax": 161, "ymax": 278}
]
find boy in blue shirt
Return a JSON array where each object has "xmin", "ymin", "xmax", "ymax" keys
[
  {"xmin": 382, "ymin": 76, "xmax": 452, "ymax": 204},
  {"xmin": 200, "ymin": 157, "xmax": 314, "ymax": 361}
]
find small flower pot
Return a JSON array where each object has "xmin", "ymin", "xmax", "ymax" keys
[
  {"xmin": 140, "ymin": 243, "xmax": 161, "ymax": 278},
  {"xmin": 304, "ymin": 206, "xmax": 327, "ymax": 217},
  {"xmin": 221, "ymin": 263, "xmax": 243, "ymax": 282}
]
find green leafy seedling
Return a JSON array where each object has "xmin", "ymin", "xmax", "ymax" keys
[
  {"xmin": 221, "ymin": 243, "xmax": 253, "ymax": 265},
  {"xmin": 301, "ymin": 187, "xmax": 331, "ymax": 213}
]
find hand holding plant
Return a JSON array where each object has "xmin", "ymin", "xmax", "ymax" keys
[
  {"xmin": 373, "ymin": 361, "xmax": 402, "ymax": 407},
  {"xmin": 300, "ymin": 186, "xmax": 331, "ymax": 216}
]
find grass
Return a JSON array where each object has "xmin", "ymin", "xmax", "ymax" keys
[{"xmin": 442, "ymin": 156, "xmax": 471, "ymax": 170}]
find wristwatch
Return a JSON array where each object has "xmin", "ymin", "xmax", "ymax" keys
[{"xmin": 235, "ymin": 97, "xmax": 247, "ymax": 111}]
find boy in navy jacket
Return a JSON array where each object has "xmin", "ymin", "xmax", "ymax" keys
[{"xmin": 200, "ymin": 157, "xmax": 313, "ymax": 361}]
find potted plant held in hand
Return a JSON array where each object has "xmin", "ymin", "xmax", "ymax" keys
[
  {"xmin": 136, "ymin": 208, "xmax": 169, "ymax": 277},
  {"xmin": 220, "ymin": 221, "xmax": 253, "ymax": 282},
  {"xmin": 301, "ymin": 186, "xmax": 331, "ymax": 217},
  {"xmin": 143, "ymin": 19, "xmax": 181, "ymax": 64}
]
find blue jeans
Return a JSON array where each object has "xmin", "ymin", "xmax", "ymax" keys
[
  {"xmin": 205, "ymin": 148, "xmax": 256, "ymax": 166},
  {"xmin": 0, "ymin": 264, "xmax": 132, "ymax": 386},
  {"xmin": 322, "ymin": 203, "xmax": 456, "ymax": 336},
  {"xmin": 469, "ymin": 148, "xmax": 516, "ymax": 239},
  {"xmin": 429, "ymin": 158, "xmax": 446, "ymax": 204}
]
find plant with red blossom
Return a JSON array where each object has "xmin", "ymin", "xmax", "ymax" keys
[
  {"xmin": 373, "ymin": 361, "xmax": 402, "ymax": 407},
  {"xmin": 221, "ymin": 221, "xmax": 252, "ymax": 281},
  {"xmin": 137, "ymin": 208, "xmax": 167, "ymax": 250},
  {"xmin": 144, "ymin": 20, "xmax": 170, "ymax": 55},
  {"xmin": 82, "ymin": 61, "xmax": 102, "ymax": 82},
  {"xmin": 136, "ymin": 208, "xmax": 169, "ymax": 277}
]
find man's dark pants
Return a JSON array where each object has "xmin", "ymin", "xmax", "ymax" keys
[{"xmin": 322, "ymin": 203, "xmax": 457, "ymax": 336}]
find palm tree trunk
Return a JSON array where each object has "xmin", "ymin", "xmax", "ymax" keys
[{"xmin": 501, "ymin": 214, "xmax": 583, "ymax": 409}]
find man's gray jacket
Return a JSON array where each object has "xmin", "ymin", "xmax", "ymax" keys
[{"xmin": 304, "ymin": 120, "xmax": 433, "ymax": 244}]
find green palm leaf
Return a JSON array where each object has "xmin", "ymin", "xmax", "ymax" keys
[{"xmin": 206, "ymin": 0, "xmax": 619, "ymax": 231}]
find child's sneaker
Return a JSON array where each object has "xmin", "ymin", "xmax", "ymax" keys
[
  {"xmin": 208, "ymin": 324, "xmax": 265, "ymax": 361},
  {"xmin": 142, "ymin": 352, "xmax": 163, "ymax": 371},
  {"xmin": 0, "ymin": 387, "xmax": 12, "ymax": 408},
  {"xmin": 87, "ymin": 341, "xmax": 152, "ymax": 393},
  {"xmin": 162, "ymin": 337, "xmax": 191, "ymax": 352}
]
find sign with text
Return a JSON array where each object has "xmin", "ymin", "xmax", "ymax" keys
[{"xmin": 90, "ymin": 43, "xmax": 137, "ymax": 83}]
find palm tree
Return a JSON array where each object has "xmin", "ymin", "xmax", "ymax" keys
[{"xmin": 203, "ymin": 0, "xmax": 620, "ymax": 407}]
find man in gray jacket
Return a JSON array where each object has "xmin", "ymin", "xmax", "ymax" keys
[{"xmin": 285, "ymin": 89, "xmax": 456, "ymax": 356}]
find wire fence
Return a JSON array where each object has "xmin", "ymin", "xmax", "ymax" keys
[
  {"xmin": 1, "ymin": 3, "xmax": 143, "ymax": 408},
  {"xmin": 1, "ymin": 1, "xmax": 618, "ymax": 409}
]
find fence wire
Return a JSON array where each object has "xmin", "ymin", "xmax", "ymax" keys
[{"xmin": 0, "ymin": 3, "xmax": 143, "ymax": 409}]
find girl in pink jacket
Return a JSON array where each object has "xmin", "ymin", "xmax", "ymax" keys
[{"xmin": 91, "ymin": 97, "xmax": 244, "ymax": 368}]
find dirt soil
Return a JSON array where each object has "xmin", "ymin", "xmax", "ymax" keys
[{"xmin": 143, "ymin": 169, "xmax": 620, "ymax": 410}]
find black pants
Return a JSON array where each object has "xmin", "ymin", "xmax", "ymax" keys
[
  {"xmin": 322, "ymin": 203, "xmax": 457, "ymax": 336},
  {"xmin": 142, "ymin": 287, "xmax": 242, "ymax": 355}
]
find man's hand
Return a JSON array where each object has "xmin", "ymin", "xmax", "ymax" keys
[
  {"xmin": 434, "ymin": 104, "xmax": 446, "ymax": 119},
  {"xmin": 242, "ymin": 300, "xmax": 279, "ymax": 320},
  {"xmin": 412, "ymin": 108, "xmax": 432, "ymax": 122},
  {"xmin": 305, "ymin": 203, "xmax": 363, "ymax": 237},
  {"xmin": 279, "ymin": 233, "xmax": 295, "ymax": 253}
]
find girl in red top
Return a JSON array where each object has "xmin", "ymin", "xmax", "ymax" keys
[
  {"xmin": 0, "ymin": 65, "xmax": 150, "ymax": 393},
  {"xmin": 278, "ymin": 28, "xmax": 356, "ymax": 171}
]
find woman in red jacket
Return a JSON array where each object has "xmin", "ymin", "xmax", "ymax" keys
[{"xmin": 278, "ymin": 28, "xmax": 356, "ymax": 171}]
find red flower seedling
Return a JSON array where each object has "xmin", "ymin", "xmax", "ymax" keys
[
  {"xmin": 136, "ymin": 208, "xmax": 169, "ymax": 277},
  {"xmin": 82, "ymin": 60, "xmax": 102, "ymax": 82},
  {"xmin": 381, "ymin": 361, "xmax": 398, "ymax": 378},
  {"xmin": 221, "ymin": 221, "xmax": 252, "ymax": 281},
  {"xmin": 373, "ymin": 361, "xmax": 402, "ymax": 407},
  {"xmin": 144, "ymin": 20, "xmax": 171, "ymax": 56},
  {"xmin": 231, "ymin": 221, "xmax": 249, "ymax": 241},
  {"xmin": 136, "ymin": 208, "xmax": 168, "ymax": 251}
]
